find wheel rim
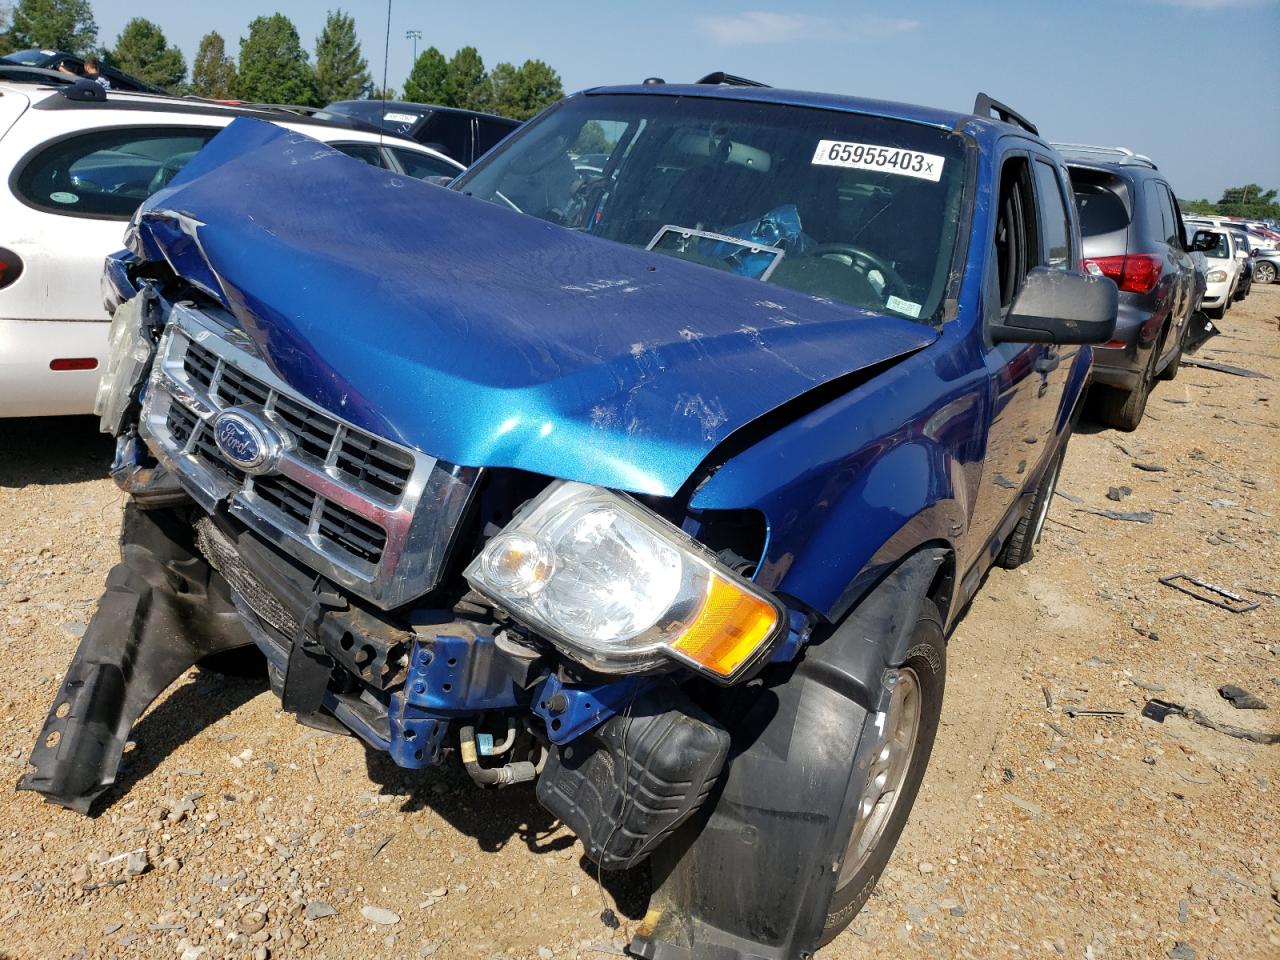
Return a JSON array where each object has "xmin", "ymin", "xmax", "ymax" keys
[
  {"xmin": 839, "ymin": 667, "xmax": 922, "ymax": 886},
  {"xmin": 1258, "ymin": 263, "xmax": 1276, "ymax": 284}
]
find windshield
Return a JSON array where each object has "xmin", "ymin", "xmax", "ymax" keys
[{"xmin": 455, "ymin": 94, "xmax": 968, "ymax": 323}]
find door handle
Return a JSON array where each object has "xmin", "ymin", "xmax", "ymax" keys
[{"xmin": 1035, "ymin": 351, "xmax": 1060, "ymax": 374}]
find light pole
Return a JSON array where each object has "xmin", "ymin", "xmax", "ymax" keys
[{"xmin": 406, "ymin": 29, "xmax": 422, "ymax": 63}]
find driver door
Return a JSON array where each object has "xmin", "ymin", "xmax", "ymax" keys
[{"xmin": 968, "ymin": 151, "xmax": 1049, "ymax": 563}]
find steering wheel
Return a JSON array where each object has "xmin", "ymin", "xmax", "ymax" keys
[{"xmin": 808, "ymin": 243, "xmax": 912, "ymax": 303}]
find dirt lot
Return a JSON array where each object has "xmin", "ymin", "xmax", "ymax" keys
[{"xmin": 1, "ymin": 287, "xmax": 1277, "ymax": 960}]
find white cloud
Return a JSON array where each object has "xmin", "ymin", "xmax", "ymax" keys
[{"xmin": 697, "ymin": 11, "xmax": 919, "ymax": 46}]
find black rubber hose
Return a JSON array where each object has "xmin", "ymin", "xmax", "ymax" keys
[{"xmin": 459, "ymin": 725, "xmax": 537, "ymax": 786}]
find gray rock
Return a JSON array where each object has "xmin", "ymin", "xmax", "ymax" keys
[
  {"xmin": 1004, "ymin": 794, "xmax": 1042, "ymax": 817},
  {"xmin": 360, "ymin": 905, "xmax": 400, "ymax": 925},
  {"xmin": 304, "ymin": 902, "xmax": 337, "ymax": 921},
  {"xmin": 61, "ymin": 621, "xmax": 87, "ymax": 639},
  {"xmin": 1168, "ymin": 943, "xmax": 1196, "ymax": 960},
  {"xmin": 1106, "ymin": 486, "xmax": 1132, "ymax": 502},
  {"xmin": 125, "ymin": 850, "xmax": 149, "ymax": 876},
  {"xmin": 419, "ymin": 944, "xmax": 440, "ymax": 958}
]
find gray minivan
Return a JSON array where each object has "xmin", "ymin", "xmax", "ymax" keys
[{"xmin": 1056, "ymin": 144, "xmax": 1197, "ymax": 431}]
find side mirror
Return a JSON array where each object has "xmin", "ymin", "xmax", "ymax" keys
[{"xmin": 991, "ymin": 267, "xmax": 1118, "ymax": 345}]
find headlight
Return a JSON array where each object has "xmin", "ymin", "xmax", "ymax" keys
[
  {"xmin": 464, "ymin": 481, "xmax": 783, "ymax": 682},
  {"xmin": 1206, "ymin": 269, "xmax": 1227, "ymax": 282},
  {"xmin": 94, "ymin": 292, "xmax": 154, "ymax": 435}
]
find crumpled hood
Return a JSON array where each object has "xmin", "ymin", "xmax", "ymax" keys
[{"xmin": 131, "ymin": 118, "xmax": 937, "ymax": 496}]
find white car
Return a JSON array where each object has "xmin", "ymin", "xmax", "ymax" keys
[
  {"xmin": 1186, "ymin": 226, "xmax": 1241, "ymax": 318},
  {"xmin": 0, "ymin": 76, "xmax": 464, "ymax": 418}
]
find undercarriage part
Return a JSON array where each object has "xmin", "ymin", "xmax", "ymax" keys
[
  {"xmin": 629, "ymin": 549, "xmax": 946, "ymax": 960},
  {"xmin": 459, "ymin": 725, "xmax": 537, "ymax": 786},
  {"xmin": 18, "ymin": 504, "xmax": 255, "ymax": 813},
  {"xmin": 536, "ymin": 685, "xmax": 730, "ymax": 871}
]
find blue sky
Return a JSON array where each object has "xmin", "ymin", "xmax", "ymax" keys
[{"xmin": 93, "ymin": 0, "xmax": 1280, "ymax": 200}]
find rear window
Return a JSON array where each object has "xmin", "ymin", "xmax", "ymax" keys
[
  {"xmin": 1070, "ymin": 172, "xmax": 1129, "ymax": 238},
  {"xmin": 13, "ymin": 126, "xmax": 218, "ymax": 219}
]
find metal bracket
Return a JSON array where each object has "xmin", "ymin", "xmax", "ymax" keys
[
  {"xmin": 1159, "ymin": 573, "xmax": 1259, "ymax": 613},
  {"xmin": 532, "ymin": 674, "xmax": 650, "ymax": 745}
]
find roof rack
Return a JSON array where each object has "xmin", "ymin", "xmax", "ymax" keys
[
  {"xmin": 1050, "ymin": 143, "xmax": 1157, "ymax": 170},
  {"xmin": 696, "ymin": 71, "xmax": 770, "ymax": 88},
  {"xmin": 972, "ymin": 93, "xmax": 1038, "ymax": 135}
]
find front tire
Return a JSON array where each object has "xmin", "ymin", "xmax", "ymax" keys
[
  {"xmin": 998, "ymin": 442, "xmax": 1066, "ymax": 569},
  {"xmin": 821, "ymin": 599, "xmax": 945, "ymax": 944}
]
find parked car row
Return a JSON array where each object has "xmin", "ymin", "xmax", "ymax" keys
[{"xmin": 0, "ymin": 73, "xmax": 467, "ymax": 418}]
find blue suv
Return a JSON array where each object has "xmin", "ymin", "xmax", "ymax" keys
[{"xmin": 24, "ymin": 80, "xmax": 1115, "ymax": 959}]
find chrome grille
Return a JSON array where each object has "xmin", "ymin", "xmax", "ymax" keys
[{"xmin": 140, "ymin": 303, "xmax": 478, "ymax": 608}]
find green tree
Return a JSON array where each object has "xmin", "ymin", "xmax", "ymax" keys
[
  {"xmin": 236, "ymin": 13, "xmax": 317, "ymax": 106},
  {"xmin": 489, "ymin": 58, "xmax": 563, "ymax": 120},
  {"xmin": 313, "ymin": 9, "xmax": 369, "ymax": 103},
  {"xmin": 191, "ymin": 31, "xmax": 237, "ymax": 99},
  {"xmin": 571, "ymin": 120, "xmax": 612, "ymax": 156},
  {"xmin": 366, "ymin": 84, "xmax": 396, "ymax": 100},
  {"xmin": 0, "ymin": 4, "xmax": 13, "ymax": 55},
  {"xmin": 443, "ymin": 45, "xmax": 487, "ymax": 110},
  {"xmin": 109, "ymin": 18, "xmax": 185, "ymax": 90},
  {"xmin": 402, "ymin": 45, "xmax": 447, "ymax": 103},
  {"xmin": 7, "ymin": 0, "xmax": 96, "ymax": 52}
]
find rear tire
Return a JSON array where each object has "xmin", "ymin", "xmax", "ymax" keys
[
  {"xmin": 1090, "ymin": 332, "xmax": 1160, "ymax": 432},
  {"xmin": 820, "ymin": 599, "xmax": 945, "ymax": 944},
  {"xmin": 1256, "ymin": 262, "xmax": 1277, "ymax": 285},
  {"xmin": 998, "ymin": 441, "xmax": 1066, "ymax": 569},
  {"xmin": 1157, "ymin": 329, "xmax": 1182, "ymax": 382}
]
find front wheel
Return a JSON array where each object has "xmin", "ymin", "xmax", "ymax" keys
[
  {"xmin": 821, "ymin": 599, "xmax": 945, "ymax": 943},
  {"xmin": 997, "ymin": 442, "xmax": 1066, "ymax": 568}
]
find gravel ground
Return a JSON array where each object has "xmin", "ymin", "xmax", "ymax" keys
[{"xmin": 1, "ymin": 287, "xmax": 1277, "ymax": 960}]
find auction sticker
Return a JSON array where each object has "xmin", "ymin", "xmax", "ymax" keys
[
  {"xmin": 383, "ymin": 111, "xmax": 419, "ymax": 123},
  {"xmin": 49, "ymin": 191, "xmax": 79, "ymax": 204},
  {"xmin": 812, "ymin": 140, "xmax": 944, "ymax": 182}
]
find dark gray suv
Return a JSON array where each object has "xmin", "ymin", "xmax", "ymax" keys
[{"xmin": 1057, "ymin": 144, "xmax": 1196, "ymax": 431}]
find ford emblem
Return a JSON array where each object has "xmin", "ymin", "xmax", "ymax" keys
[{"xmin": 212, "ymin": 410, "xmax": 281, "ymax": 474}]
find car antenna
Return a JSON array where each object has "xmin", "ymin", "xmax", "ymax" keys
[{"xmin": 379, "ymin": 0, "xmax": 392, "ymax": 154}]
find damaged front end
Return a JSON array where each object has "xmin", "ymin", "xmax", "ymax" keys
[{"xmin": 22, "ymin": 266, "xmax": 789, "ymax": 883}]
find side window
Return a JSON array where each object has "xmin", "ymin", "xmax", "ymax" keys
[
  {"xmin": 476, "ymin": 119, "xmax": 518, "ymax": 156},
  {"xmin": 418, "ymin": 113, "xmax": 471, "ymax": 165},
  {"xmin": 13, "ymin": 126, "xmax": 218, "ymax": 219},
  {"xmin": 387, "ymin": 147, "xmax": 460, "ymax": 181},
  {"xmin": 993, "ymin": 156, "xmax": 1037, "ymax": 309},
  {"xmin": 331, "ymin": 142, "xmax": 386, "ymax": 168},
  {"xmin": 1161, "ymin": 185, "xmax": 1183, "ymax": 247},
  {"xmin": 1143, "ymin": 181, "xmax": 1169, "ymax": 246},
  {"xmin": 1032, "ymin": 158, "xmax": 1072, "ymax": 270}
]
